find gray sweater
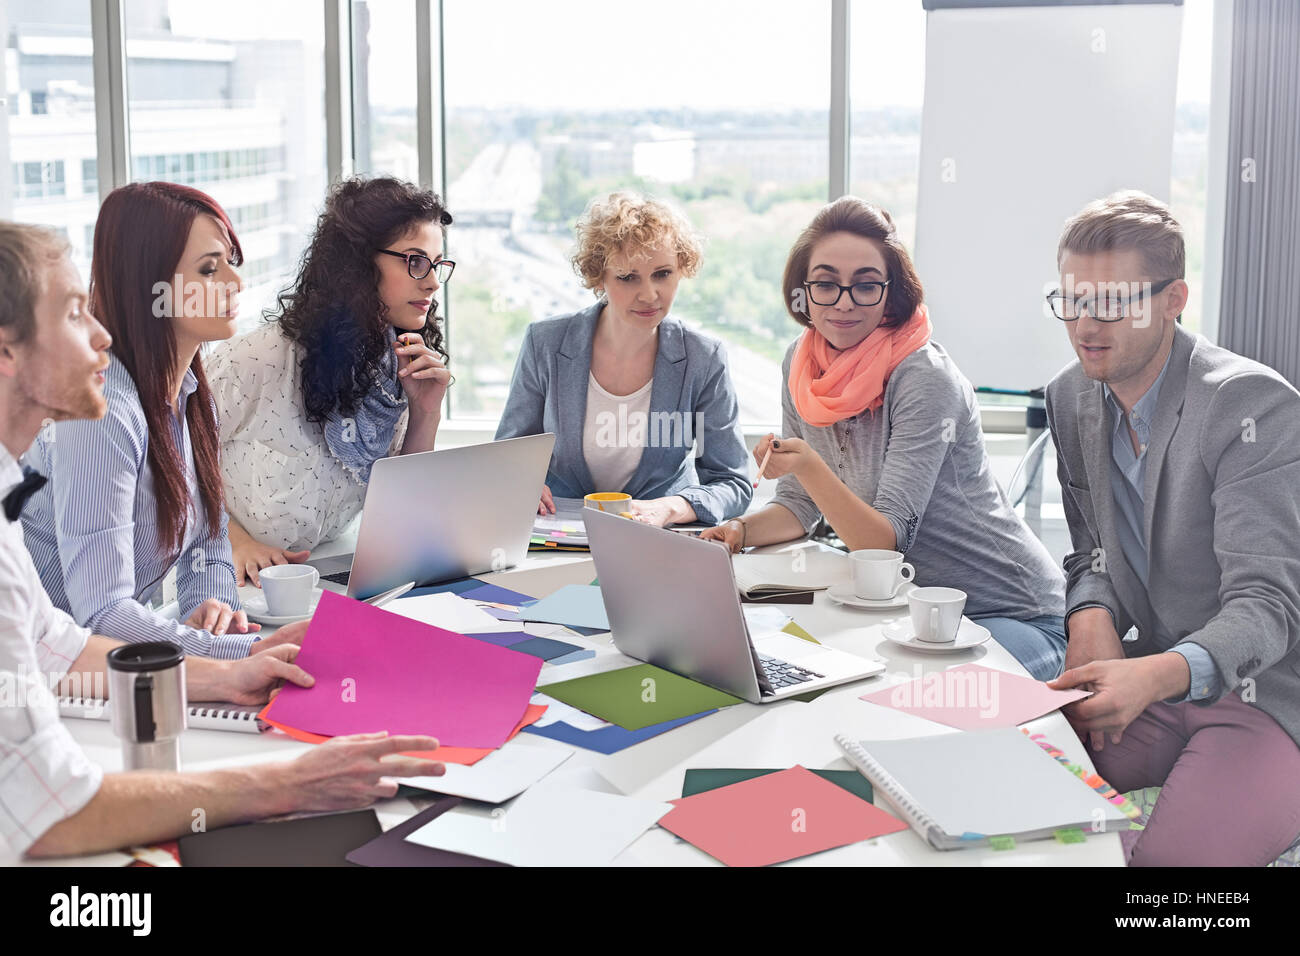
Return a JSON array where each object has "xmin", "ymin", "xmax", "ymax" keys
[{"xmin": 771, "ymin": 339, "xmax": 1065, "ymax": 620}]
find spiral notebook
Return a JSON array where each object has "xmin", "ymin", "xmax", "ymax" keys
[
  {"xmin": 834, "ymin": 727, "xmax": 1136, "ymax": 850},
  {"xmin": 59, "ymin": 697, "xmax": 267, "ymax": 734}
]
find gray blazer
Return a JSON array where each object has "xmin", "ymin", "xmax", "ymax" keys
[
  {"xmin": 1046, "ymin": 324, "xmax": 1300, "ymax": 746},
  {"xmin": 494, "ymin": 303, "xmax": 752, "ymax": 524}
]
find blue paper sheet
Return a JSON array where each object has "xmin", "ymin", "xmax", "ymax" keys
[
  {"xmin": 522, "ymin": 710, "xmax": 714, "ymax": 754},
  {"xmin": 519, "ymin": 584, "xmax": 610, "ymax": 631}
]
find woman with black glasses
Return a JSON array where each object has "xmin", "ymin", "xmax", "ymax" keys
[
  {"xmin": 702, "ymin": 196, "xmax": 1069, "ymax": 681},
  {"xmin": 207, "ymin": 176, "xmax": 455, "ymax": 585}
]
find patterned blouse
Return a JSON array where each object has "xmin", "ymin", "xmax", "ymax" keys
[{"xmin": 206, "ymin": 322, "xmax": 409, "ymax": 551}]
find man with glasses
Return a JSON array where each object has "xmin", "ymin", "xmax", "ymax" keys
[{"xmin": 1043, "ymin": 190, "xmax": 1300, "ymax": 866}]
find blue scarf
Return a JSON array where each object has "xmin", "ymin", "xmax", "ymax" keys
[{"xmin": 323, "ymin": 325, "xmax": 407, "ymax": 484}]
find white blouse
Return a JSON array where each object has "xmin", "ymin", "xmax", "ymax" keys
[
  {"xmin": 581, "ymin": 372, "xmax": 652, "ymax": 494},
  {"xmin": 206, "ymin": 322, "xmax": 408, "ymax": 551}
]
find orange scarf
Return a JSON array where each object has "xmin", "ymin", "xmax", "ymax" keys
[{"xmin": 789, "ymin": 305, "xmax": 933, "ymax": 427}]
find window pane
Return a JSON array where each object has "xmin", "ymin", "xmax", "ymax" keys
[
  {"xmin": 125, "ymin": 0, "xmax": 326, "ymax": 331},
  {"xmin": 2, "ymin": 0, "xmax": 100, "ymax": 276},
  {"xmin": 442, "ymin": 0, "xmax": 829, "ymax": 424},
  {"xmin": 849, "ymin": 0, "xmax": 925, "ymax": 251},
  {"xmin": 1169, "ymin": 0, "xmax": 1213, "ymax": 334},
  {"xmin": 352, "ymin": 0, "xmax": 418, "ymax": 180}
]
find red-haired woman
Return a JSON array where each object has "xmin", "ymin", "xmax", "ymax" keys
[{"xmin": 21, "ymin": 182, "xmax": 298, "ymax": 657}]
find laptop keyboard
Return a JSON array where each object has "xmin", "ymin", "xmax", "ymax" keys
[
  {"xmin": 757, "ymin": 653, "xmax": 823, "ymax": 692},
  {"xmin": 322, "ymin": 570, "xmax": 351, "ymax": 585}
]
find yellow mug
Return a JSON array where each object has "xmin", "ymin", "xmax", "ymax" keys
[{"xmin": 584, "ymin": 492, "xmax": 632, "ymax": 513}]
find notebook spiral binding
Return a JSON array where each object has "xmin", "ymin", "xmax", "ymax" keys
[{"xmin": 59, "ymin": 696, "xmax": 267, "ymax": 734}]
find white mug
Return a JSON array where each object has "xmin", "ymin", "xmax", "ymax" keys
[
  {"xmin": 908, "ymin": 586, "xmax": 967, "ymax": 643},
  {"xmin": 850, "ymin": 549, "xmax": 916, "ymax": 601},
  {"xmin": 260, "ymin": 564, "xmax": 320, "ymax": 618}
]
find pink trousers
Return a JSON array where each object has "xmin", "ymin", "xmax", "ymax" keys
[{"xmin": 1080, "ymin": 691, "xmax": 1300, "ymax": 866}]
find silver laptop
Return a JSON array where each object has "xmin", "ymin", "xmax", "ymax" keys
[
  {"xmin": 311, "ymin": 433, "xmax": 555, "ymax": 600},
  {"xmin": 584, "ymin": 508, "xmax": 885, "ymax": 703}
]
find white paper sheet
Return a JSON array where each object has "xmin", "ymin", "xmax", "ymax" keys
[
  {"xmin": 401, "ymin": 741, "xmax": 573, "ymax": 804},
  {"xmin": 405, "ymin": 785, "xmax": 670, "ymax": 867},
  {"xmin": 386, "ymin": 591, "xmax": 522, "ymax": 634}
]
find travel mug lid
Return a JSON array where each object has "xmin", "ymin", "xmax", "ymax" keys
[{"xmin": 106, "ymin": 641, "xmax": 185, "ymax": 672}]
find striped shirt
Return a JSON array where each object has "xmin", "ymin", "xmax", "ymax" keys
[
  {"xmin": 0, "ymin": 444, "xmax": 102, "ymax": 858},
  {"xmin": 20, "ymin": 358, "xmax": 253, "ymax": 659}
]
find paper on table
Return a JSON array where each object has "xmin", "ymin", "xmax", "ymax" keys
[
  {"xmin": 537, "ymin": 663, "xmax": 743, "ymax": 731},
  {"xmin": 258, "ymin": 703, "xmax": 549, "ymax": 766},
  {"xmin": 659, "ymin": 765, "xmax": 907, "ymax": 867},
  {"xmin": 518, "ymin": 584, "xmax": 610, "ymax": 631},
  {"xmin": 681, "ymin": 768, "xmax": 873, "ymax": 804},
  {"xmin": 858, "ymin": 663, "xmax": 1090, "ymax": 731},
  {"xmin": 405, "ymin": 785, "xmax": 671, "ymax": 866},
  {"xmin": 401, "ymin": 742, "xmax": 574, "ymax": 803},
  {"xmin": 532, "ymin": 692, "xmax": 611, "ymax": 731},
  {"xmin": 386, "ymin": 591, "xmax": 522, "ymax": 634},
  {"xmin": 523, "ymin": 710, "xmax": 715, "ymax": 754},
  {"xmin": 261, "ymin": 591, "xmax": 542, "ymax": 748},
  {"xmin": 732, "ymin": 550, "xmax": 849, "ymax": 595}
]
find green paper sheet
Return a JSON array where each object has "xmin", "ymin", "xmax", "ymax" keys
[
  {"xmin": 538, "ymin": 663, "xmax": 743, "ymax": 731},
  {"xmin": 682, "ymin": 768, "xmax": 872, "ymax": 804},
  {"xmin": 781, "ymin": 620, "xmax": 819, "ymax": 644}
]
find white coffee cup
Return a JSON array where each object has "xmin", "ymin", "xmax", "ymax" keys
[
  {"xmin": 260, "ymin": 564, "xmax": 320, "ymax": 618},
  {"xmin": 850, "ymin": 549, "xmax": 916, "ymax": 601},
  {"xmin": 908, "ymin": 586, "xmax": 967, "ymax": 643}
]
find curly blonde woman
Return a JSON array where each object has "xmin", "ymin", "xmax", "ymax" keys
[{"xmin": 495, "ymin": 191, "xmax": 751, "ymax": 526}]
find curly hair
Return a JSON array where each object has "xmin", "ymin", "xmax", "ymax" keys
[
  {"xmin": 571, "ymin": 191, "xmax": 703, "ymax": 294},
  {"xmin": 275, "ymin": 176, "xmax": 453, "ymax": 423}
]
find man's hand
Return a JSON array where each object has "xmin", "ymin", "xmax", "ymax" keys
[
  {"xmin": 276, "ymin": 733, "xmax": 446, "ymax": 813},
  {"xmin": 222, "ymin": 644, "xmax": 313, "ymax": 705},
  {"xmin": 537, "ymin": 483, "xmax": 555, "ymax": 516},
  {"xmin": 247, "ymin": 618, "xmax": 311, "ymax": 656},
  {"xmin": 1063, "ymin": 606, "xmax": 1126, "ymax": 673},
  {"xmin": 1049, "ymin": 653, "xmax": 1189, "ymax": 750},
  {"xmin": 627, "ymin": 496, "xmax": 696, "ymax": 528}
]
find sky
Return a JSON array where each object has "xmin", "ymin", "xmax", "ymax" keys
[{"xmin": 165, "ymin": 0, "xmax": 1214, "ymax": 111}]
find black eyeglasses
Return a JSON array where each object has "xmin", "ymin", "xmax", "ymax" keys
[
  {"xmin": 804, "ymin": 279, "xmax": 890, "ymax": 308},
  {"xmin": 378, "ymin": 249, "xmax": 456, "ymax": 282},
  {"xmin": 1046, "ymin": 278, "xmax": 1176, "ymax": 322}
]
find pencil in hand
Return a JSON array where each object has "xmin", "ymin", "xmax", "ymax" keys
[{"xmin": 753, "ymin": 444, "xmax": 774, "ymax": 488}]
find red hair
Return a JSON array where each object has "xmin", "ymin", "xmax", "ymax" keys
[{"xmin": 88, "ymin": 182, "xmax": 238, "ymax": 553}]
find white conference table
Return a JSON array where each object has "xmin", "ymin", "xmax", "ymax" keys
[{"xmin": 57, "ymin": 539, "xmax": 1123, "ymax": 868}]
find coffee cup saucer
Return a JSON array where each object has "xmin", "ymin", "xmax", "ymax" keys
[
  {"xmin": 242, "ymin": 588, "xmax": 324, "ymax": 626},
  {"xmin": 827, "ymin": 581, "xmax": 916, "ymax": 610},
  {"xmin": 880, "ymin": 616, "xmax": 991, "ymax": 653}
]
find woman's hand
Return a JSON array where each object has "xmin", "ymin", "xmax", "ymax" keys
[
  {"xmin": 627, "ymin": 496, "xmax": 696, "ymax": 528},
  {"xmin": 232, "ymin": 534, "xmax": 311, "ymax": 588},
  {"xmin": 538, "ymin": 483, "xmax": 555, "ymax": 516},
  {"xmin": 185, "ymin": 598, "xmax": 260, "ymax": 637},
  {"xmin": 700, "ymin": 519, "xmax": 746, "ymax": 554},
  {"xmin": 753, "ymin": 433, "xmax": 821, "ymax": 480},
  {"xmin": 395, "ymin": 332, "xmax": 451, "ymax": 419}
]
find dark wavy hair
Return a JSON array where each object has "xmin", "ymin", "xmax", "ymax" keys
[{"xmin": 275, "ymin": 177, "xmax": 453, "ymax": 423}]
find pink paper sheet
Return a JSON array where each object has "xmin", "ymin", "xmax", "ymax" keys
[
  {"xmin": 659, "ymin": 765, "xmax": 907, "ymax": 867},
  {"xmin": 262, "ymin": 590, "xmax": 542, "ymax": 748},
  {"xmin": 859, "ymin": 662, "xmax": 1090, "ymax": 731}
]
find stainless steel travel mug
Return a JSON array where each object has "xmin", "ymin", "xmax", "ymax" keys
[{"xmin": 106, "ymin": 641, "xmax": 187, "ymax": 771}]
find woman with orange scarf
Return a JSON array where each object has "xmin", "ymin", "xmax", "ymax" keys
[{"xmin": 702, "ymin": 197, "xmax": 1068, "ymax": 680}]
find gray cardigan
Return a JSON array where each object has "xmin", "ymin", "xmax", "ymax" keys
[
  {"xmin": 771, "ymin": 338, "xmax": 1066, "ymax": 621},
  {"xmin": 1046, "ymin": 324, "xmax": 1300, "ymax": 747},
  {"xmin": 494, "ymin": 303, "xmax": 752, "ymax": 524}
]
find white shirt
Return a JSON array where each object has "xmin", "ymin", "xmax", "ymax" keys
[
  {"xmin": 0, "ymin": 444, "xmax": 102, "ymax": 857},
  {"xmin": 206, "ymin": 323, "xmax": 409, "ymax": 551},
  {"xmin": 581, "ymin": 373, "xmax": 652, "ymax": 494}
]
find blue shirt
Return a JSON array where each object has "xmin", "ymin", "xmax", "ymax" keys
[
  {"xmin": 21, "ymin": 358, "xmax": 253, "ymax": 658},
  {"xmin": 1103, "ymin": 352, "xmax": 1220, "ymax": 701}
]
